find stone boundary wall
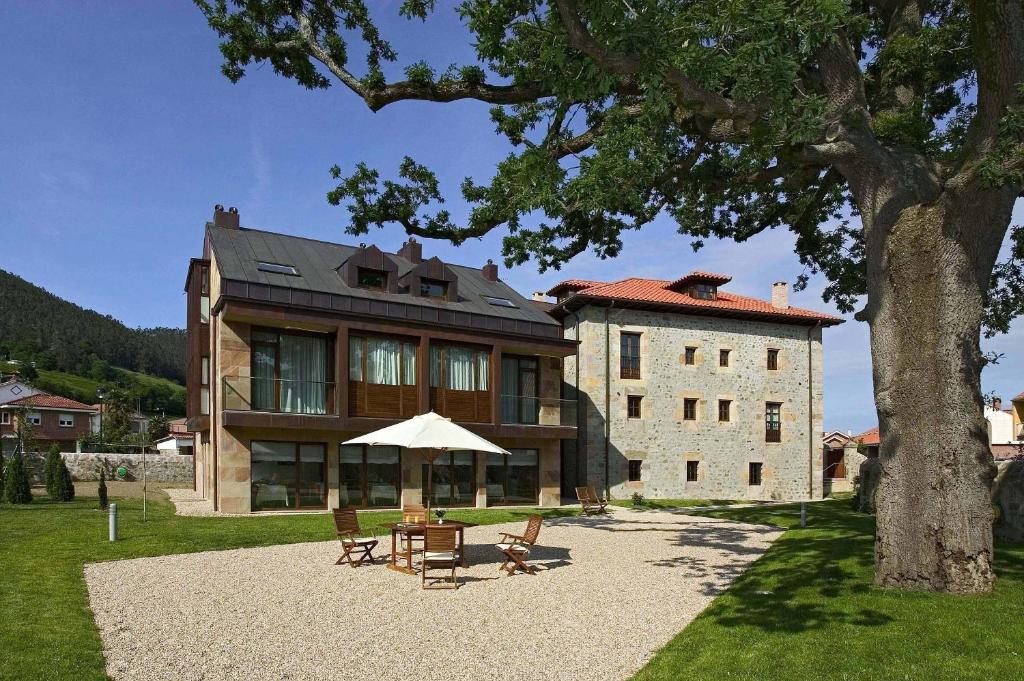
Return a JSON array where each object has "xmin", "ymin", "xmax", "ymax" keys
[{"xmin": 21, "ymin": 452, "xmax": 194, "ymax": 485}]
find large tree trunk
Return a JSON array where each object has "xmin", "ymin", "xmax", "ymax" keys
[{"xmin": 865, "ymin": 184, "xmax": 1014, "ymax": 593}]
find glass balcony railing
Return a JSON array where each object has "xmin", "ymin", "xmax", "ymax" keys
[
  {"xmin": 500, "ymin": 395, "xmax": 577, "ymax": 427},
  {"xmin": 222, "ymin": 376, "xmax": 337, "ymax": 415}
]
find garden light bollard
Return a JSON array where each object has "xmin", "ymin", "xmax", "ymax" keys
[
  {"xmin": 800, "ymin": 502, "xmax": 807, "ymax": 528},
  {"xmin": 109, "ymin": 503, "xmax": 118, "ymax": 542}
]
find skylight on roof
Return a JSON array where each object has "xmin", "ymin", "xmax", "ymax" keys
[
  {"xmin": 482, "ymin": 295, "xmax": 518, "ymax": 308},
  {"xmin": 257, "ymin": 261, "xmax": 299, "ymax": 276}
]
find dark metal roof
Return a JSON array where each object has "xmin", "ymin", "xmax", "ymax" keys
[{"xmin": 207, "ymin": 225, "xmax": 559, "ymax": 329}]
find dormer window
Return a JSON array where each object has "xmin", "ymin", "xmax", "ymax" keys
[
  {"xmin": 357, "ymin": 267, "xmax": 388, "ymax": 290},
  {"xmin": 691, "ymin": 284, "xmax": 716, "ymax": 300},
  {"xmin": 420, "ymin": 278, "xmax": 448, "ymax": 299}
]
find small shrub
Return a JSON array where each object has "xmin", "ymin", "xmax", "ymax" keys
[
  {"xmin": 3, "ymin": 451, "xmax": 33, "ymax": 504},
  {"xmin": 45, "ymin": 443, "xmax": 62, "ymax": 499},
  {"xmin": 631, "ymin": 491, "xmax": 646, "ymax": 507},
  {"xmin": 54, "ymin": 457, "xmax": 75, "ymax": 503},
  {"xmin": 0, "ymin": 450, "xmax": 5, "ymax": 491},
  {"xmin": 97, "ymin": 469, "xmax": 109, "ymax": 509}
]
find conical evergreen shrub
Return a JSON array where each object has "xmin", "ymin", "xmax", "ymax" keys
[
  {"xmin": 58, "ymin": 459, "xmax": 75, "ymax": 502},
  {"xmin": 45, "ymin": 444, "xmax": 62, "ymax": 499},
  {"xmin": 0, "ymin": 450, "xmax": 5, "ymax": 492},
  {"xmin": 98, "ymin": 469, "xmax": 109, "ymax": 509},
  {"xmin": 3, "ymin": 451, "xmax": 33, "ymax": 504}
]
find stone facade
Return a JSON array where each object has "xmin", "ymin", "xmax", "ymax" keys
[
  {"xmin": 564, "ymin": 305, "xmax": 825, "ymax": 501},
  {"xmin": 23, "ymin": 452, "xmax": 194, "ymax": 485}
]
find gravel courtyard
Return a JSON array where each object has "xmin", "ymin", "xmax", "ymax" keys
[{"xmin": 84, "ymin": 509, "xmax": 781, "ymax": 681}]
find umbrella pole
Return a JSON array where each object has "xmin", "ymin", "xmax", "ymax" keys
[{"xmin": 426, "ymin": 450, "xmax": 433, "ymax": 520}]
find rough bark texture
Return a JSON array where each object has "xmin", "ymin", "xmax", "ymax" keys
[{"xmin": 865, "ymin": 182, "xmax": 1016, "ymax": 593}]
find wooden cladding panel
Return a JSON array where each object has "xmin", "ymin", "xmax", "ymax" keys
[
  {"xmin": 348, "ymin": 381, "xmax": 417, "ymax": 419},
  {"xmin": 429, "ymin": 388, "xmax": 491, "ymax": 423}
]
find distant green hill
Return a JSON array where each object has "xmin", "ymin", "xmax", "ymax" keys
[{"xmin": 0, "ymin": 269, "xmax": 186, "ymax": 415}]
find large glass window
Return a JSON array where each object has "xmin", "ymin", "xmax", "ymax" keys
[
  {"xmin": 765, "ymin": 403, "xmax": 782, "ymax": 442},
  {"xmin": 251, "ymin": 441, "xmax": 326, "ymax": 510},
  {"xmin": 349, "ymin": 336, "xmax": 416, "ymax": 386},
  {"xmin": 339, "ymin": 445, "xmax": 401, "ymax": 508},
  {"xmin": 251, "ymin": 329, "xmax": 331, "ymax": 414},
  {"xmin": 486, "ymin": 449, "xmax": 539, "ymax": 505},
  {"xmin": 501, "ymin": 356, "xmax": 538, "ymax": 424},
  {"xmin": 431, "ymin": 346, "xmax": 489, "ymax": 391},
  {"xmin": 423, "ymin": 451, "xmax": 476, "ymax": 507}
]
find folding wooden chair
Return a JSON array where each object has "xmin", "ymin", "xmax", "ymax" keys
[
  {"xmin": 496, "ymin": 514, "xmax": 543, "ymax": 576},
  {"xmin": 422, "ymin": 524, "xmax": 460, "ymax": 589},
  {"xmin": 333, "ymin": 508, "xmax": 379, "ymax": 567},
  {"xmin": 576, "ymin": 486, "xmax": 609, "ymax": 516}
]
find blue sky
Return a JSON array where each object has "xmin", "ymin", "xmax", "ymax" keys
[{"xmin": 1, "ymin": 1, "xmax": 1020, "ymax": 432}]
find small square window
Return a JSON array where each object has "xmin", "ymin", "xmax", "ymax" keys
[
  {"xmin": 767, "ymin": 348, "xmax": 779, "ymax": 371},
  {"xmin": 419, "ymin": 278, "xmax": 448, "ymax": 298},
  {"xmin": 0, "ymin": 412, "xmax": 9, "ymax": 425},
  {"xmin": 684, "ymin": 347, "xmax": 696, "ymax": 365},
  {"xmin": 628, "ymin": 459, "xmax": 642, "ymax": 482},
  {"xmin": 683, "ymin": 398, "xmax": 698, "ymax": 421},
  {"xmin": 357, "ymin": 268, "xmax": 388, "ymax": 290},
  {"xmin": 719, "ymin": 349, "xmax": 731, "ymax": 367},
  {"xmin": 718, "ymin": 399, "xmax": 731, "ymax": 422},
  {"xmin": 749, "ymin": 462, "xmax": 763, "ymax": 486},
  {"xmin": 59, "ymin": 414, "xmax": 74, "ymax": 427},
  {"xmin": 256, "ymin": 261, "xmax": 299, "ymax": 276},
  {"xmin": 627, "ymin": 395, "xmax": 643, "ymax": 419},
  {"xmin": 686, "ymin": 460, "xmax": 699, "ymax": 482},
  {"xmin": 27, "ymin": 412, "xmax": 42, "ymax": 426}
]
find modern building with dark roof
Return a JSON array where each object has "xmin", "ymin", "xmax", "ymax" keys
[
  {"xmin": 548, "ymin": 270, "xmax": 843, "ymax": 501},
  {"xmin": 186, "ymin": 206, "xmax": 576, "ymax": 513}
]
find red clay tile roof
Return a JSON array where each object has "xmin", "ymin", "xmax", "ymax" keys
[
  {"xmin": 1014, "ymin": 391, "xmax": 1024, "ymax": 402},
  {"xmin": 2, "ymin": 394, "xmax": 97, "ymax": 411},
  {"xmin": 546, "ymin": 279, "xmax": 605, "ymax": 296},
  {"xmin": 169, "ymin": 417, "xmax": 189, "ymax": 434},
  {"xmin": 992, "ymin": 444, "xmax": 1023, "ymax": 460},
  {"xmin": 668, "ymin": 271, "xmax": 733, "ymax": 289},
  {"xmin": 856, "ymin": 427, "xmax": 880, "ymax": 445},
  {"xmin": 552, "ymin": 277, "xmax": 843, "ymax": 325}
]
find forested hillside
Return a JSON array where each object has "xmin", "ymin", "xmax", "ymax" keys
[
  {"xmin": 0, "ymin": 269, "xmax": 185, "ymax": 383},
  {"xmin": 0, "ymin": 269, "xmax": 186, "ymax": 414}
]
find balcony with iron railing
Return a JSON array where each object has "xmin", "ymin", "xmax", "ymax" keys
[
  {"xmin": 222, "ymin": 376, "xmax": 338, "ymax": 416},
  {"xmin": 500, "ymin": 395, "xmax": 577, "ymax": 428}
]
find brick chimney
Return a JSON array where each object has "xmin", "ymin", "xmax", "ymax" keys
[
  {"xmin": 397, "ymin": 236, "xmax": 422, "ymax": 263},
  {"xmin": 213, "ymin": 204, "xmax": 240, "ymax": 229},
  {"xmin": 771, "ymin": 281, "xmax": 789, "ymax": 309},
  {"xmin": 532, "ymin": 292, "xmax": 547, "ymax": 302},
  {"xmin": 482, "ymin": 259, "xmax": 498, "ymax": 282}
]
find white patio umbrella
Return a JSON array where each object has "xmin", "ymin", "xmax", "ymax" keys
[{"xmin": 342, "ymin": 411, "xmax": 510, "ymax": 516}]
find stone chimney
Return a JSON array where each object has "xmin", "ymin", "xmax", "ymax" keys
[
  {"xmin": 397, "ymin": 236, "xmax": 422, "ymax": 263},
  {"xmin": 482, "ymin": 259, "xmax": 498, "ymax": 282},
  {"xmin": 213, "ymin": 204, "xmax": 240, "ymax": 229},
  {"xmin": 993, "ymin": 396, "xmax": 1003, "ymax": 411},
  {"xmin": 771, "ymin": 281, "xmax": 789, "ymax": 309},
  {"xmin": 532, "ymin": 292, "xmax": 547, "ymax": 302}
]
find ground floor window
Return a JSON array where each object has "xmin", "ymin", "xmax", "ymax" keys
[
  {"xmin": 486, "ymin": 449, "xmax": 539, "ymax": 505},
  {"xmin": 339, "ymin": 444, "xmax": 402, "ymax": 508},
  {"xmin": 686, "ymin": 460, "xmax": 699, "ymax": 482},
  {"xmin": 748, "ymin": 461, "xmax": 763, "ymax": 486},
  {"xmin": 423, "ymin": 451, "xmax": 475, "ymax": 507},
  {"xmin": 251, "ymin": 441, "xmax": 327, "ymax": 510}
]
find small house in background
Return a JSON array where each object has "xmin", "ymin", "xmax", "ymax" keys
[
  {"xmin": 0, "ymin": 394, "xmax": 97, "ymax": 453},
  {"xmin": 987, "ymin": 395, "xmax": 1024, "ymax": 461},
  {"xmin": 856, "ymin": 427, "xmax": 880, "ymax": 458},
  {"xmin": 154, "ymin": 418, "xmax": 194, "ymax": 456},
  {"xmin": 822, "ymin": 430, "xmax": 864, "ymax": 493},
  {"xmin": 0, "ymin": 377, "xmax": 44, "ymax": 406}
]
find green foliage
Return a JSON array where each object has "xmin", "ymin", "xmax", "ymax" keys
[
  {"xmin": 3, "ymin": 451, "xmax": 32, "ymax": 504},
  {"xmin": 0, "ymin": 269, "xmax": 185, "ymax": 384},
  {"xmin": 57, "ymin": 461, "xmax": 75, "ymax": 503},
  {"xmin": 44, "ymin": 444, "xmax": 62, "ymax": 500},
  {"xmin": 147, "ymin": 413, "xmax": 171, "ymax": 443},
  {"xmin": 630, "ymin": 491, "xmax": 646, "ymax": 507},
  {"xmin": 100, "ymin": 388, "xmax": 135, "ymax": 445},
  {"xmin": 97, "ymin": 469, "xmax": 108, "ymax": 510}
]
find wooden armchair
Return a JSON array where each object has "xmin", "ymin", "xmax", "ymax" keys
[
  {"xmin": 496, "ymin": 514, "xmax": 544, "ymax": 576},
  {"xmin": 576, "ymin": 486, "xmax": 609, "ymax": 516},
  {"xmin": 399, "ymin": 503, "xmax": 427, "ymax": 556},
  {"xmin": 422, "ymin": 524, "xmax": 460, "ymax": 589},
  {"xmin": 332, "ymin": 508, "xmax": 379, "ymax": 567}
]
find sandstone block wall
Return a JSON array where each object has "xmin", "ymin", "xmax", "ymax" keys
[{"xmin": 565, "ymin": 305, "xmax": 825, "ymax": 501}]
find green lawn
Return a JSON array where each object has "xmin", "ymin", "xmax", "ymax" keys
[
  {"xmin": 0, "ymin": 490, "xmax": 574, "ymax": 681},
  {"xmin": 2, "ymin": 492, "xmax": 1021, "ymax": 681},
  {"xmin": 635, "ymin": 501, "xmax": 1024, "ymax": 680}
]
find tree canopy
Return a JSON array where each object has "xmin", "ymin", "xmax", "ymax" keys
[{"xmin": 198, "ymin": 0, "xmax": 1022, "ymax": 327}]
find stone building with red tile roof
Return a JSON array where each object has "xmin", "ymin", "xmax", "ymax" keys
[{"xmin": 548, "ymin": 271, "xmax": 843, "ymax": 501}]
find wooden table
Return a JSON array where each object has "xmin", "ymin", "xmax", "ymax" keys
[{"xmin": 383, "ymin": 521, "xmax": 477, "ymax": 575}]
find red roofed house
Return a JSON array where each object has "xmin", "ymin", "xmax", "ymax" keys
[
  {"xmin": 0, "ymin": 394, "xmax": 97, "ymax": 454},
  {"xmin": 856, "ymin": 427, "xmax": 881, "ymax": 458},
  {"xmin": 548, "ymin": 272, "xmax": 844, "ymax": 501}
]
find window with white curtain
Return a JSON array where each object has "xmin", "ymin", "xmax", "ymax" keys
[
  {"xmin": 251, "ymin": 329, "xmax": 330, "ymax": 414},
  {"xmin": 350, "ymin": 336, "xmax": 417, "ymax": 386},
  {"xmin": 430, "ymin": 345, "xmax": 490, "ymax": 391}
]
